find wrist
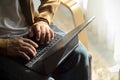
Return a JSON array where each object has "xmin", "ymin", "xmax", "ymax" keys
[{"xmin": 34, "ymin": 17, "xmax": 49, "ymax": 25}]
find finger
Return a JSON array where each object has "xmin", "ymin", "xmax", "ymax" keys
[
  {"xmin": 50, "ymin": 29, "xmax": 54, "ymax": 40},
  {"xmin": 21, "ymin": 46, "xmax": 36, "ymax": 57},
  {"xmin": 45, "ymin": 29, "xmax": 51, "ymax": 44},
  {"xmin": 29, "ymin": 27, "xmax": 34, "ymax": 37},
  {"xmin": 40, "ymin": 27, "xmax": 46, "ymax": 44},
  {"xmin": 23, "ymin": 38, "xmax": 38, "ymax": 48},
  {"xmin": 18, "ymin": 51, "xmax": 30, "ymax": 61},
  {"xmin": 22, "ymin": 39, "xmax": 37, "ymax": 56},
  {"xmin": 34, "ymin": 25, "xmax": 41, "ymax": 41}
]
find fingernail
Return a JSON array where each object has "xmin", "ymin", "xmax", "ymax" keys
[
  {"xmin": 47, "ymin": 41, "xmax": 49, "ymax": 44},
  {"xmin": 33, "ymin": 52, "xmax": 36, "ymax": 56},
  {"xmin": 36, "ymin": 44, "xmax": 39, "ymax": 48},
  {"xmin": 27, "ymin": 57, "xmax": 30, "ymax": 61},
  {"xmin": 37, "ymin": 38, "xmax": 40, "ymax": 41},
  {"xmin": 52, "ymin": 37, "xmax": 54, "ymax": 40}
]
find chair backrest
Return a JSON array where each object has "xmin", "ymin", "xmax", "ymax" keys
[
  {"xmin": 61, "ymin": 0, "xmax": 85, "ymax": 27},
  {"xmin": 54, "ymin": 0, "xmax": 88, "ymax": 48}
]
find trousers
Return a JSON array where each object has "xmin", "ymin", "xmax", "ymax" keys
[
  {"xmin": 51, "ymin": 25, "xmax": 89, "ymax": 80},
  {"xmin": 0, "ymin": 25, "xmax": 89, "ymax": 80}
]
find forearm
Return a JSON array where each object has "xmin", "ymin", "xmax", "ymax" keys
[{"xmin": 34, "ymin": 0, "xmax": 60, "ymax": 24}]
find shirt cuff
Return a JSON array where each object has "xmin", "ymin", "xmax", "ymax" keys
[{"xmin": 0, "ymin": 39, "xmax": 8, "ymax": 48}]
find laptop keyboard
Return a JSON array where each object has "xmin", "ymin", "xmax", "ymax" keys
[{"xmin": 25, "ymin": 33, "xmax": 63, "ymax": 67}]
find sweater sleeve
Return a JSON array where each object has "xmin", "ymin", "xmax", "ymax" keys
[
  {"xmin": 0, "ymin": 39, "xmax": 7, "ymax": 48},
  {"xmin": 0, "ymin": 39, "xmax": 8, "ymax": 55},
  {"xmin": 34, "ymin": 0, "xmax": 60, "ymax": 24}
]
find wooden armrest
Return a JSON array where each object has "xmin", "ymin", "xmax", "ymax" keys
[
  {"xmin": 61, "ymin": 0, "xmax": 84, "ymax": 26},
  {"xmin": 61, "ymin": 0, "xmax": 88, "ymax": 48}
]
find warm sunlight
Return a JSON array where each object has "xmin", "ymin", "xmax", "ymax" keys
[{"xmin": 82, "ymin": 0, "xmax": 120, "ymax": 79}]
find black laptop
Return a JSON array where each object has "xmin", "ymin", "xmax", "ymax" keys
[
  {"xmin": 2, "ymin": 16, "xmax": 95, "ymax": 76},
  {"xmin": 21, "ymin": 16, "xmax": 95, "ymax": 75}
]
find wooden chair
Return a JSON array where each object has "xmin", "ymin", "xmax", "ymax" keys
[{"xmin": 53, "ymin": 0, "xmax": 92, "ymax": 80}]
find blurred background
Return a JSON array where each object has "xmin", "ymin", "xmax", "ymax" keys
[
  {"xmin": 74, "ymin": 0, "xmax": 120, "ymax": 80},
  {"xmin": 53, "ymin": 0, "xmax": 120, "ymax": 80}
]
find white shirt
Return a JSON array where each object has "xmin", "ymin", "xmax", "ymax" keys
[{"xmin": 0, "ymin": 0, "xmax": 29, "ymax": 38}]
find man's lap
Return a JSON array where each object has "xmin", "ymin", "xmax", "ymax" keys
[
  {"xmin": 51, "ymin": 25, "xmax": 89, "ymax": 80},
  {"xmin": 0, "ymin": 25, "xmax": 89, "ymax": 80}
]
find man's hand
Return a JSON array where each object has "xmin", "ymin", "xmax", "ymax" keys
[
  {"xmin": 7, "ymin": 37, "xmax": 38, "ymax": 61},
  {"xmin": 29, "ymin": 21, "xmax": 54, "ymax": 44}
]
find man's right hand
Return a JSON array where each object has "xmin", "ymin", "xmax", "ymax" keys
[{"xmin": 6, "ymin": 37, "xmax": 38, "ymax": 61}]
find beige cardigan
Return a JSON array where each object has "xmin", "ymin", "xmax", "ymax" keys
[{"xmin": 0, "ymin": 0, "xmax": 60, "ymax": 49}]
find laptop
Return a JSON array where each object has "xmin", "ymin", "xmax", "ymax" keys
[{"xmin": 9, "ymin": 16, "xmax": 95, "ymax": 75}]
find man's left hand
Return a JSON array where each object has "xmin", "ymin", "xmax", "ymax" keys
[{"xmin": 29, "ymin": 21, "xmax": 54, "ymax": 44}]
